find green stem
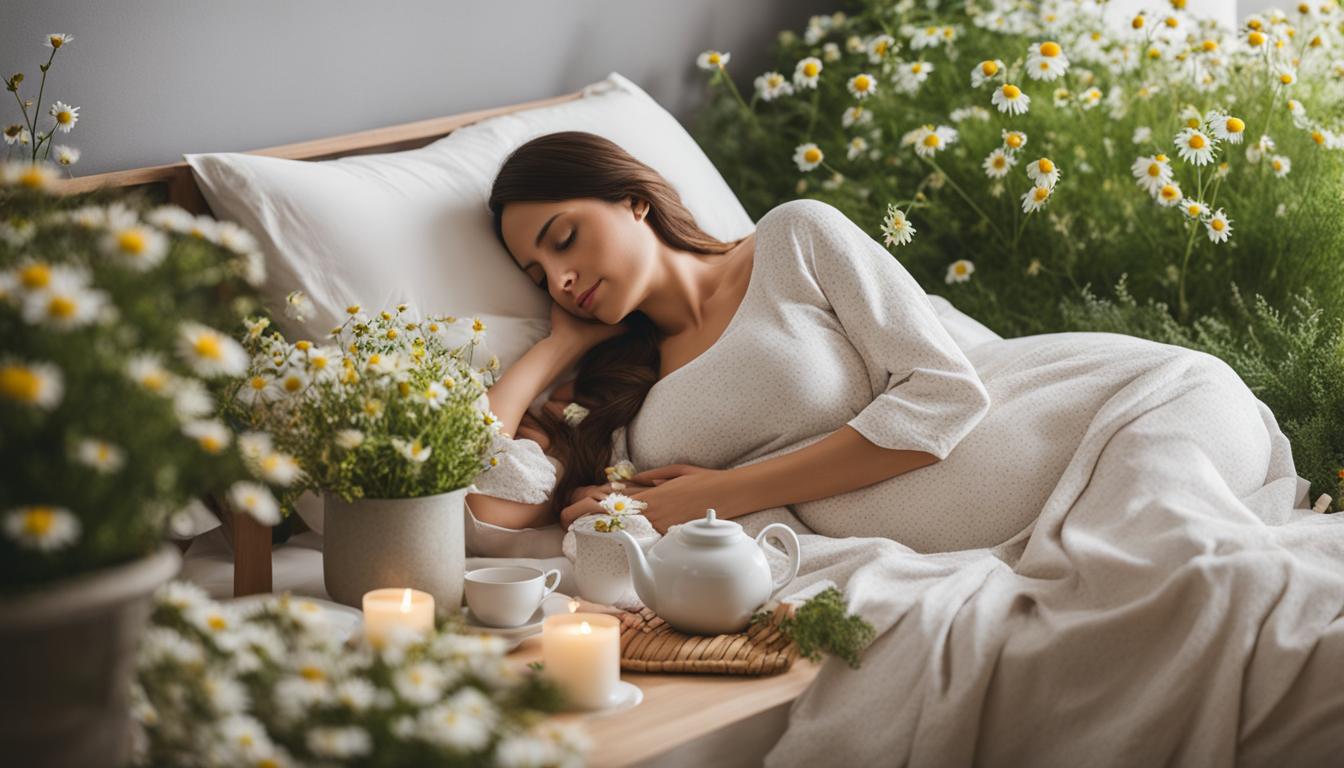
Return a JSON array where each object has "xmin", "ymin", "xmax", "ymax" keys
[
  {"xmin": 1177, "ymin": 219, "xmax": 1199, "ymax": 321},
  {"xmin": 805, "ymin": 86, "xmax": 821, "ymax": 139},
  {"xmin": 31, "ymin": 48, "xmax": 56, "ymax": 163},
  {"xmin": 925, "ymin": 156, "xmax": 1010, "ymax": 243}
]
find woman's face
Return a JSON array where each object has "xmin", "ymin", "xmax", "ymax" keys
[{"xmin": 499, "ymin": 197, "xmax": 655, "ymax": 323}]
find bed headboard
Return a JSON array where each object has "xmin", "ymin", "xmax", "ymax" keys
[{"xmin": 49, "ymin": 88, "xmax": 585, "ymax": 598}]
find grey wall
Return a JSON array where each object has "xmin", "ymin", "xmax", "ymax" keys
[{"xmin": 1, "ymin": 0, "xmax": 832, "ymax": 176}]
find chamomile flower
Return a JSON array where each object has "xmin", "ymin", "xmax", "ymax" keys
[
  {"xmin": 1020, "ymin": 184, "xmax": 1053, "ymax": 213},
  {"xmin": 100, "ymin": 224, "xmax": 169, "ymax": 271},
  {"xmin": 696, "ymin": 50, "xmax": 730, "ymax": 70},
  {"xmin": 842, "ymin": 105, "xmax": 873, "ymax": 128},
  {"xmin": 1002, "ymin": 129, "xmax": 1028, "ymax": 151},
  {"xmin": 1181, "ymin": 199, "xmax": 1210, "ymax": 219},
  {"xmin": 895, "ymin": 60, "xmax": 934, "ymax": 92},
  {"xmin": 3, "ymin": 125, "xmax": 30, "ymax": 145},
  {"xmin": 1205, "ymin": 112, "xmax": 1245, "ymax": 144},
  {"xmin": 793, "ymin": 142, "xmax": 824, "ymax": 172},
  {"xmin": 991, "ymin": 83, "xmax": 1030, "ymax": 115},
  {"xmin": 48, "ymin": 101, "xmax": 79, "ymax": 133},
  {"xmin": 4, "ymin": 505, "xmax": 80, "ymax": 551},
  {"xmin": 1133, "ymin": 126, "xmax": 1153, "ymax": 144},
  {"xmin": 1276, "ymin": 65, "xmax": 1297, "ymax": 86},
  {"xmin": 392, "ymin": 437, "xmax": 432, "ymax": 464},
  {"xmin": 44, "ymin": 33, "xmax": 72, "ymax": 49},
  {"xmin": 866, "ymin": 34, "xmax": 896, "ymax": 63},
  {"xmin": 910, "ymin": 25, "xmax": 943, "ymax": 50},
  {"xmin": 421, "ymin": 381, "xmax": 450, "ymax": 410},
  {"xmin": 1078, "ymin": 87, "xmax": 1103, "ymax": 110},
  {"xmin": 52, "ymin": 145, "xmax": 80, "ymax": 166},
  {"xmin": 1155, "ymin": 181, "xmax": 1183, "ymax": 206},
  {"xmin": 75, "ymin": 438, "xmax": 126, "ymax": 474},
  {"xmin": 1174, "ymin": 127, "xmax": 1216, "ymax": 165},
  {"xmin": 970, "ymin": 59, "xmax": 1005, "ymax": 87},
  {"xmin": 945, "ymin": 259, "xmax": 976, "ymax": 283},
  {"xmin": 3, "ymin": 162, "xmax": 59, "ymax": 190},
  {"xmin": 1269, "ymin": 154, "xmax": 1291, "ymax": 177},
  {"xmin": 0, "ymin": 359, "xmax": 63, "ymax": 409},
  {"xmin": 184, "ymin": 420, "xmax": 233, "ymax": 455},
  {"xmin": 1026, "ymin": 40, "xmax": 1070, "ymax": 81},
  {"xmin": 227, "ymin": 481, "xmax": 281, "ymax": 525},
  {"xmin": 284, "ymin": 290, "xmax": 314, "ymax": 323},
  {"xmin": 905, "ymin": 124, "xmax": 958, "ymax": 158},
  {"xmin": 1131, "ymin": 154, "xmax": 1173, "ymax": 194},
  {"xmin": 20, "ymin": 266, "xmax": 107, "ymax": 330},
  {"xmin": 1205, "ymin": 209, "xmax": 1233, "ymax": 243},
  {"xmin": 335, "ymin": 429, "xmax": 365, "ymax": 450},
  {"xmin": 1025, "ymin": 157, "xmax": 1061, "ymax": 188},
  {"xmin": 880, "ymin": 204, "xmax": 916, "ymax": 247},
  {"xmin": 599, "ymin": 493, "xmax": 647, "ymax": 515},
  {"xmin": 847, "ymin": 73, "xmax": 878, "ymax": 99},
  {"xmin": 1052, "ymin": 87, "xmax": 1073, "ymax": 107},
  {"xmin": 847, "ymin": 136, "xmax": 869, "ymax": 161},
  {"xmin": 794, "ymin": 57, "xmax": 823, "ymax": 89},
  {"xmin": 822, "ymin": 42, "xmax": 841, "ymax": 62},
  {"xmin": 754, "ymin": 71, "xmax": 793, "ymax": 101},
  {"xmin": 256, "ymin": 451, "xmax": 303, "ymax": 486},
  {"xmin": 983, "ymin": 148, "xmax": 1016, "ymax": 178},
  {"xmin": 126, "ymin": 353, "xmax": 172, "ymax": 395},
  {"xmin": 177, "ymin": 322, "xmax": 249, "ymax": 378}
]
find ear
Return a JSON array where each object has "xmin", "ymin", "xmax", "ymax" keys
[{"xmin": 630, "ymin": 195, "xmax": 649, "ymax": 221}]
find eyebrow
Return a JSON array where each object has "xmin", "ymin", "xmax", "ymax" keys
[{"xmin": 524, "ymin": 211, "xmax": 564, "ymax": 267}]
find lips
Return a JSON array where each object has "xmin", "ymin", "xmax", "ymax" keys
[{"xmin": 578, "ymin": 280, "xmax": 600, "ymax": 309}]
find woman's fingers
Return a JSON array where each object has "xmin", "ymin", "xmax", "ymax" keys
[{"xmin": 630, "ymin": 464, "xmax": 697, "ymax": 483}]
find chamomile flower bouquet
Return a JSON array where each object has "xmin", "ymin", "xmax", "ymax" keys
[
  {"xmin": 223, "ymin": 301, "xmax": 503, "ymax": 503},
  {"xmin": 0, "ymin": 164, "xmax": 285, "ymax": 590}
]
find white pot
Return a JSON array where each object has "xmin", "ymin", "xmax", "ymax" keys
[
  {"xmin": 0, "ymin": 544, "xmax": 181, "ymax": 767},
  {"xmin": 323, "ymin": 487, "xmax": 468, "ymax": 612}
]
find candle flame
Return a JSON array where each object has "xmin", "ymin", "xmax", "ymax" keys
[
  {"xmin": 400, "ymin": 588, "xmax": 413, "ymax": 613},
  {"xmin": 568, "ymin": 599, "xmax": 580, "ymax": 614},
  {"xmin": 580, "ymin": 620, "xmax": 592, "ymax": 635}
]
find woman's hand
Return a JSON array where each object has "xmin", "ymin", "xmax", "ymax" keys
[
  {"xmin": 625, "ymin": 464, "xmax": 729, "ymax": 533},
  {"xmin": 559, "ymin": 480, "xmax": 659, "ymax": 530},
  {"xmin": 547, "ymin": 301, "xmax": 628, "ymax": 351}
]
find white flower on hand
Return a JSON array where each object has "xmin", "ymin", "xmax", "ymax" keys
[
  {"xmin": 562, "ymin": 401, "xmax": 589, "ymax": 426},
  {"xmin": 945, "ymin": 259, "xmax": 975, "ymax": 284},
  {"xmin": 227, "ymin": 481, "xmax": 281, "ymax": 526},
  {"xmin": 880, "ymin": 204, "xmax": 916, "ymax": 247},
  {"xmin": 599, "ymin": 493, "xmax": 647, "ymax": 516},
  {"xmin": 4, "ymin": 505, "xmax": 81, "ymax": 551}
]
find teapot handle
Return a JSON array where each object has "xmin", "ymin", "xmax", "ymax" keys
[{"xmin": 755, "ymin": 523, "xmax": 801, "ymax": 599}]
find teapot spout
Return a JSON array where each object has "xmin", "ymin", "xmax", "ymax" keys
[{"xmin": 615, "ymin": 530, "xmax": 657, "ymax": 614}]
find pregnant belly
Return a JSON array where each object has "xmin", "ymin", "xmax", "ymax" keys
[{"xmin": 793, "ymin": 332, "xmax": 1187, "ymax": 552}]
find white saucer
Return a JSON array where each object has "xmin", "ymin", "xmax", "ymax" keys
[
  {"xmin": 575, "ymin": 680, "xmax": 643, "ymax": 717},
  {"xmin": 459, "ymin": 592, "xmax": 573, "ymax": 650}
]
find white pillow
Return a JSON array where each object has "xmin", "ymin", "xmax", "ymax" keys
[{"xmin": 185, "ymin": 71, "xmax": 755, "ymax": 381}]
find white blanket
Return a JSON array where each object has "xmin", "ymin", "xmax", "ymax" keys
[{"xmin": 751, "ymin": 336, "xmax": 1344, "ymax": 766}]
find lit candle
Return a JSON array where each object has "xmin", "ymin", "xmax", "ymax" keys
[
  {"xmin": 541, "ymin": 600, "xmax": 621, "ymax": 710},
  {"xmin": 361, "ymin": 588, "xmax": 434, "ymax": 646}
]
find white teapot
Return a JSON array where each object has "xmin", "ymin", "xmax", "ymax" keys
[{"xmin": 615, "ymin": 509, "xmax": 801, "ymax": 635}]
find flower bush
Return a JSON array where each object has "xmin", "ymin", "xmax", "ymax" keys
[
  {"xmin": 223, "ymin": 301, "xmax": 505, "ymax": 502},
  {"xmin": 0, "ymin": 165, "xmax": 293, "ymax": 590},
  {"xmin": 691, "ymin": 0, "xmax": 1344, "ymax": 509},
  {"xmin": 132, "ymin": 582, "xmax": 588, "ymax": 767}
]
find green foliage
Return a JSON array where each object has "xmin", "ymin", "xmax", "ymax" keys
[{"xmin": 755, "ymin": 586, "xmax": 877, "ymax": 668}]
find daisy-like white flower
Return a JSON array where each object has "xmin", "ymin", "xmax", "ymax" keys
[
  {"xmin": 1025, "ymin": 156, "xmax": 1061, "ymax": 188},
  {"xmin": 1131, "ymin": 153, "xmax": 1173, "ymax": 195},
  {"xmin": 599, "ymin": 493, "xmax": 648, "ymax": 516},
  {"xmin": 794, "ymin": 57, "xmax": 823, "ymax": 89},
  {"xmin": 335, "ymin": 429, "xmax": 365, "ymax": 450},
  {"xmin": 1269, "ymin": 154, "xmax": 1291, "ymax": 177},
  {"xmin": 895, "ymin": 60, "xmax": 934, "ymax": 92},
  {"xmin": 1181, "ymin": 199, "xmax": 1210, "ymax": 219},
  {"xmin": 696, "ymin": 50, "xmax": 730, "ymax": 70},
  {"xmin": 177, "ymin": 322, "xmax": 249, "ymax": 378},
  {"xmin": 842, "ymin": 105, "xmax": 873, "ymax": 128},
  {"xmin": 391, "ymin": 437, "xmax": 432, "ymax": 463},
  {"xmin": 1026, "ymin": 40, "xmax": 1070, "ymax": 81},
  {"xmin": 256, "ymin": 451, "xmax": 303, "ymax": 486},
  {"xmin": 48, "ymin": 101, "xmax": 79, "ymax": 133},
  {"xmin": 991, "ymin": 83, "xmax": 1030, "ymax": 115},
  {"xmin": 1175, "ymin": 127, "xmax": 1216, "ymax": 165},
  {"xmin": 184, "ymin": 420, "xmax": 233, "ymax": 455},
  {"xmin": 880, "ymin": 204, "xmax": 916, "ymax": 247},
  {"xmin": 847, "ymin": 72, "xmax": 878, "ymax": 99},
  {"xmin": 227, "ymin": 481, "xmax": 281, "ymax": 525},
  {"xmin": 1052, "ymin": 87, "xmax": 1073, "ymax": 107},
  {"xmin": 1002, "ymin": 130, "xmax": 1028, "ymax": 152},
  {"xmin": 20, "ymin": 266, "xmax": 107, "ymax": 331},
  {"xmin": 1021, "ymin": 184, "xmax": 1053, "ymax": 213},
  {"xmin": 3, "ymin": 124, "xmax": 30, "ymax": 145},
  {"xmin": 3, "ymin": 163, "xmax": 59, "ymax": 190},
  {"xmin": 866, "ymin": 34, "xmax": 896, "ymax": 63},
  {"xmin": 905, "ymin": 124, "xmax": 958, "ymax": 159},
  {"xmin": 1133, "ymin": 126, "xmax": 1153, "ymax": 144},
  {"xmin": 983, "ymin": 148, "xmax": 1016, "ymax": 178},
  {"xmin": 44, "ymin": 33, "xmax": 72, "ymax": 49},
  {"xmin": 284, "ymin": 289, "xmax": 314, "ymax": 323},
  {"xmin": 52, "ymin": 145, "xmax": 80, "ymax": 166},
  {"xmin": 1246, "ymin": 134, "xmax": 1275, "ymax": 164},
  {"xmin": 1155, "ymin": 181, "xmax": 1183, "ymax": 206},
  {"xmin": 1205, "ymin": 209, "xmax": 1233, "ymax": 243},
  {"xmin": 1276, "ymin": 65, "xmax": 1297, "ymax": 86},
  {"xmin": 100, "ymin": 224, "xmax": 169, "ymax": 271},
  {"xmin": 1206, "ymin": 112, "xmax": 1245, "ymax": 144},
  {"xmin": 754, "ymin": 71, "xmax": 794, "ymax": 101},
  {"xmin": 822, "ymin": 42, "xmax": 841, "ymax": 62},
  {"xmin": 562, "ymin": 401, "xmax": 590, "ymax": 426},
  {"xmin": 75, "ymin": 438, "xmax": 126, "ymax": 474},
  {"xmin": 945, "ymin": 259, "xmax": 976, "ymax": 284},
  {"xmin": 793, "ymin": 142, "xmax": 824, "ymax": 172},
  {"xmin": 172, "ymin": 379, "xmax": 215, "ymax": 421},
  {"xmin": 421, "ymin": 381, "xmax": 450, "ymax": 410},
  {"xmin": 0, "ymin": 359, "xmax": 63, "ymax": 410},
  {"xmin": 1078, "ymin": 87, "xmax": 1103, "ymax": 110},
  {"xmin": 4, "ymin": 505, "xmax": 80, "ymax": 551},
  {"xmin": 126, "ymin": 353, "xmax": 172, "ymax": 395},
  {"xmin": 846, "ymin": 136, "xmax": 870, "ymax": 161},
  {"xmin": 910, "ymin": 25, "xmax": 942, "ymax": 50}
]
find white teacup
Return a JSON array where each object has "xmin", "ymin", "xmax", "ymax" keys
[{"xmin": 464, "ymin": 566, "xmax": 562, "ymax": 628}]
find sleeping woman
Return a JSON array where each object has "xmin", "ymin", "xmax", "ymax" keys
[{"xmin": 470, "ymin": 130, "xmax": 1273, "ymax": 553}]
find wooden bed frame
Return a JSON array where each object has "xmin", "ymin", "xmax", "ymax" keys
[{"xmin": 52, "ymin": 88, "xmax": 585, "ymax": 597}]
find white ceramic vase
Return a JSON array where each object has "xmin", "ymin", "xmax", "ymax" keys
[
  {"xmin": 323, "ymin": 487, "xmax": 468, "ymax": 612},
  {"xmin": 573, "ymin": 529, "xmax": 644, "ymax": 609},
  {"xmin": 0, "ymin": 544, "xmax": 181, "ymax": 767}
]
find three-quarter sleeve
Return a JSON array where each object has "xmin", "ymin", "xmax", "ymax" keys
[
  {"xmin": 468, "ymin": 431, "xmax": 557, "ymax": 504},
  {"xmin": 791, "ymin": 199, "xmax": 990, "ymax": 460}
]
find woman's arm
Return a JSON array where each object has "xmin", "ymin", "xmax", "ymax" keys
[{"xmin": 486, "ymin": 335, "xmax": 588, "ymax": 438}]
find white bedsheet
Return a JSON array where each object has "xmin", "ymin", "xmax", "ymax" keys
[{"xmin": 748, "ymin": 333, "xmax": 1344, "ymax": 766}]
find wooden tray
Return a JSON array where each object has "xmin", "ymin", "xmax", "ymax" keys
[{"xmin": 617, "ymin": 603, "xmax": 799, "ymax": 676}]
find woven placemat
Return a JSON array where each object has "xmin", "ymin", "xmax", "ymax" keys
[{"xmin": 616, "ymin": 603, "xmax": 799, "ymax": 675}]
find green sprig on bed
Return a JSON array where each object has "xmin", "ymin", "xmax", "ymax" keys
[{"xmin": 756, "ymin": 586, "xmax": 877, "ymax": 669}]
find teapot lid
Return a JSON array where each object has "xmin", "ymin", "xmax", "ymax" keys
[{"xmin": 676, "ymin": 508, "xmax": 742, "ymax": 545}]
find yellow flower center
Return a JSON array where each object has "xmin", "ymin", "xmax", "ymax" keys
[
  {"xmin": 1002, "ymin": 84, "xmax": 1021, "ymax": 99},
  {"xmin": 1161, "ymin": 185, "xmax": 1179, "ymax": 199},
  {"xmin": 207, "ymin": 615, "xmax": 228, "ymax": 631},
  {"xmin": 116, "ymin": 229, "xmax": 146, "ymax": 255},
  {"xmin": 922, "ymin": 134, "xmax": 940, "ymax": 147},
  {"xmin": 993, "ymin": 157, "xmax": 1006, "ymax": 168},
  {"xmin": 804, "ymin": 147, "xmax": 822, "ymax": 162},
  {"xmin": 1187, "ymin": 204, "xmax": 1202, "ymax": 216},
  {"xmin": 955, "ymin": 263, "xmax": 968, "ymax": 275},
  {"xmin": 249, "ymin": 376, "xmax": 267, "ymax": 391},
  {"xmin": 854, "ymin": 74, "xmax": 871, "ymax": 90},
  {"xmin": 1039, "ymin": 41, "xmax": 1061, "ymax": 57},
  {"xmin": 1132, "ymin": 15, "xmax": 1146, "ymax": 29},
  {"xmin": 48, "ymin": 295, "xmax": 76, "ymax": 319},
  {"xmin": 19, "ymin": 263, "xmax": 51, "ymax": 288},
  {"xmin": 473, "ymin": 319, "xmax": 486, "ymax": 332},
  {"xmin": 1226, "ymin": 117, "xmax": 1245, "ymax": 133},
  {"xmin": 1313, "ymin": 131, "xmax": 1326, "ymax": 145},
  {"xmin": 708, "ymin": 52, "xmax": 721, "ymax": 65},
  {"xmin": 284, "ymin": 376, "xmax": 303, "ymax": 392},
  {"xmin": 398, "ymin": 381, "xmax": 411, "ymax": 396},
  {"xmin": 1249, "ymin": 31, "xmax": 1266, "ymax": 46},
  {"xmin": 193, "ymin": 334, "xmax": 223, "ymax": 361},
  {"xmin": 311, "ymin": 356, "xmax": 328, "ymax": 370},
  {"xmin": 1164, "ymin": 16, "xmax": 1179, "ymax": 28},
  {"xmin": 1033, "ymin": 187, "xmax": 1050, "ymax": 201},
  {"xmin": 1279, "ymin": 73, "xmax": 1294, "ymax": 84},
  {"xmin": 803, "ymin": 61, "xmax": 819, "ymax": 76},
  {"xmin": 1202, "ymin": 40, "xmax": 1218, "ymax": 52},
  {"xmin": 23, "ymin": 507, "xmax": 55, "ymax": 536},
  {"xmin": 49, "ymin": 36, "xmax": 64, "ymax": 47},
  {"xmin": 300, "ymin": 665, "xmax": 324, "ymax": 681},
  {"xmin": 1155, "ymin": 153, "xmax": 1168, "ymax": 162},
  {"xmin": 295, "ymin": 340, "xmax": 311, "ymax": 351},
  {"xmin": 1037, "ymin": 158, "xmax": 1054, "ymax": 174},
  {"xmin": 1249, "ymin": 19, "xmax": 1263, "ymax": 30},
  {"xmin": 614, "ymin": 501, "xmax": 627, "ymax": 511},
  {"xmin": 910, "ymin": 63, "xmax": 923, "ymax": 73},
  {"xmin": 56, "ymin": 111, "xmax": 72, "ymax": 125},
  {"xmin": 980, "ymin": 60, "xmax": 998, "ymax": 76},
  {"xmin": 1272, "ymin": 159, "xmax": 1284, "ymax": 171},
  {"xmin": 1188, "ymin": 134, "xmax": 1206, "ymax": 149},
  {"xmin": 346, "ymin": 304, "xmax": 361, "ymax": 314},
  {"xmin": 1212, "ymin": 219, "xmax": 1225, "ymax": 231},
  {"xmin": 199, "ymin": 435, "xmax": 224, "ymax": 453},
  {"xmin": 1006, "ymin": 133, "xmax": 1024, "ymax": 148},
  {"xmin": 1148, "ymin": 163, "xmax": 1163, "ymax": 177},
  {"xmin": 1172, "ymin": 0, "xmax": 1187, "ymax": 8}
]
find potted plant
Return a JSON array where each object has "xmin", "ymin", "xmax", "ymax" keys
[
  {"xmin": 225, "ymin": 299, "xmax": 502, "ymax": 611},
  {"xmin": 0, "ymin": 158, "xmax": 288, "ymax": 766}
]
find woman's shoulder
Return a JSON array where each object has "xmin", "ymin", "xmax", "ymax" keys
[{"xmin": 756, "ymin": 197, "xmax": 849, "ymax": 235}]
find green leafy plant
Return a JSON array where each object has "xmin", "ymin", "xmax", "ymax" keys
[{"xmin": 754, "ymin": 586, "xmax": 877, "ymax": 668}]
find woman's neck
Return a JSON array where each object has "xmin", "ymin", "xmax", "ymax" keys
[{"xmin": 637, "ymin": 236, "xmax": 752, "ymax": 339}]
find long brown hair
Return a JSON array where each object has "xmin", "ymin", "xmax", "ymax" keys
[{"xmin": 488, "ymin": 131, "xmax": 745, "ymax": 520}]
